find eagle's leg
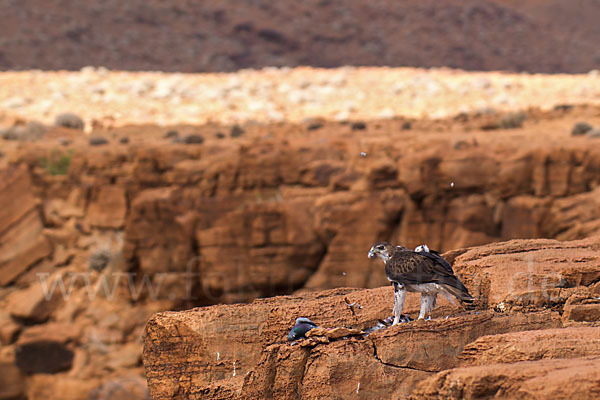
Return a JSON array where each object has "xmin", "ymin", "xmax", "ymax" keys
[
  {"xmin": 418, "ymin": 293, "xmax": 437, "ymax": 320},
  {"xmin": 392, "ymin": 282, "xmax": 407, "ymax": 325}
]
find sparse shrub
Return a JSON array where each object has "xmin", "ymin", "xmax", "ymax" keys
[
  {"xmin": 454, "ymin": 140, "xmax": 469, "ymax": 150},
  {"xmin": 480, "ymin": 121, "xmax": 501, "ymax": 131},
  {"xmin": 164, "ymin": 130, "xmax": 179, "ymax": 139},
  {"xmin": 554, "ymin": 104, "xmax": 573, "ymax": 112},
  {"xmin": 572, "ymin": 122, "xmax": 593, "ymax": 136},
  {"xmin": 182, "ymin": 134, "xmax": 204, "ymax": 144},
  {"xmin": 1, "ymin": 121, "xmax": 47, "ymax": 141},
  {"xmin": 89, "ymin": 248, "xmax": 111, "ymax": 272},
  {"xmin": 40, "ymin": 148, "xmax": 74, "ymax": 175},
  {"xmin": 0, "ymin": 126, "xmax": 14, "ymax": 140},
  {"xmin": 55, "ymin": 112, "xmax": 84, "ymax": 130},
  {"xmin": 57, "ymin": 137, "xmax": 72, "ymax": 146},
  {"xmin": 481, "ymin": 112, "xmax": 526, "ymax": 130},
  {"xmin": 306, "ymin": 121, "xmax": 324, "ymax": 131},
  {"xmin": 230, "ymin": 125, "xmax": 245, "ymax": 138},
  {"xmin": 215, "ymin": 132, "xmax": 225, "ymax": 139},
  {"xmin": 453, "ymin": 112, "xmax": 469, "ymax": 122},
  {"xmin": 119, "ymin": 137, "xmax": 129, "ymax": 144},
  {"xmin": 89, "ymin": 136, "xmax": 109, "ymax": 146},
  {"xmin": 587, "ymin": 129, "xmax": 600, "ymax": 138},
  {"xmin": 401, "ymin": 121, "xmax": 412, "ymax": 130},
  {"xmin": 500, "ymin": 112, "xmax": 526, "ymax": 129},
  {"xmin": 351, "ymin": 121, "xmax": 366, "ymax": 130}
]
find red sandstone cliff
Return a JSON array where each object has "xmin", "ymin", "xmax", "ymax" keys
[
  {"xmin": 1, "ymin": 103, "xmax": 600, "ymax": 398},
  {"xmin": 143, "ymin": 236, "xmax": 600, "ymax": 399}
]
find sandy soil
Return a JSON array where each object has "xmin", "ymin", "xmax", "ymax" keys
[{"xmin": 0, "ymin": 67, "xmax": 599, "ymax": 129}]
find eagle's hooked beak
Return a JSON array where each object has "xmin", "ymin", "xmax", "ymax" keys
[{"xmin": 368, "ymin": 248, "xmax": 376, "ymax": 259}]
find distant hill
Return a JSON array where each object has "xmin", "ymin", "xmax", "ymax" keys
[{"xmin": 0, "ymin": 0, "xmax": 598, "ymax": 73}]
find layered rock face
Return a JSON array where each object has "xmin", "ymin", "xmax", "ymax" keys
[
  {"xmin": 1, "ymin": 105, "xmax": 600, "ymax": 399},
  {"xmin": 7, "ymin": 106, "xmax": 600, "ymax": 304},
  {"xmin": 143, "ymin": 236, "xmax": 600, "ymax": 399}
]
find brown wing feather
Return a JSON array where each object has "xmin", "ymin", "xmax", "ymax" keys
[{"xmin": 385, "ymin": 248, "xmax": 473, "ymax": 301}]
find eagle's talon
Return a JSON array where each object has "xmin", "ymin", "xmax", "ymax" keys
[{"xmin": 383, "ymin": 315, "xmax": 411, "ymax": 326}]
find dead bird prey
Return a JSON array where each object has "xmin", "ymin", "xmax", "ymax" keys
[
  {"xmin": 287, "ymin": 317, "xmax": 318, "ymax": 341},
  {"xmin": 368, "ymin": 241, "xmax": 474, "ymax": 324}
]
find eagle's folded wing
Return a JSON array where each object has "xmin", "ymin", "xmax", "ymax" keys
[
  {"xmin": 385, "ymin": 250, "xmax": 473, "ymax": 303},
  {"xmin": 414, "ymin": 250, "xmax": 454, "ymax": 273}
]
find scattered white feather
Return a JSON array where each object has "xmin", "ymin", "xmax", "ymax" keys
[
  {"xmin": 233, "ymin": 361, "xmax": 236, "ymax": 377},
  {"xmin": 360, "ymin": 152, "xmax": 367, "ymax": 157},
  {"xmin": 217, "ymin": 352, "xmax": 220, "ymax": 361},
  {"xmin": 356, "ymin": 382, "xmax": 360, "ymax": 393},
  {"xmin": 345, "ymin": 301, "xmax": 363, "ymax": 309},
  {"xmin": 415, "ymin": 244, "xmax": 430, "ymax": 252},
  {"xmin": 450, "ymin": 182, "xmax": 455, "ymax": 187}
]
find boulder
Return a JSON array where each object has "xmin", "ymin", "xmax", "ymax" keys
[
  {"xmin": 544, "ymin": 186, "xmax": 600, "ymax": 240},
  {"xmin": 88, "ymin": 375, "xmax": 149, "ymax": 400},
  {"xmin": 460, "ymin": 327, "xmax": 600, "ymax": 366},
  {"xmin": 87, "ymin": 186, "xmax": 127, "ymax": 229},
  {"xmin": 563, "ymin": 294, "xmax": 600, "ymax": 323},
  {"xmin": 0, "ymin": 311, "xmax": 20, "ymax": 345},
  {"xmin": 0, "ymin": 164, "xmax": 37, "ymax": 236},
  {"xmin": 7, "ymin": 271, "xmax": 66, "ymax": 322},
  {"xmin": 0, "ymin": 361, "xmax": 25, "ymax": 400},
  {"xmin": 15, "ymin": 340, "xmax": 74, "ymax": 374},
  {"xmin": 26, "ymin": 375, "xmax": 100, "ymax": 400},
  {"xmin": 450, "ymin": 236, "xmax": 600, "ymax": 309},
  {"xmin": 412, "ymin": 357, "xmax": 600, "ymax": 400},
  {"xmin": 0, "ymin": 164, "xmax": 50, "ymax": 286},
  {"xmin": 144, "ymin": 286, "xmax": 393, "ymax": 398},
  {"xmin": 369, "ymin": 311, "xmax": 560, "ymax": 372},
  {"xmin": 0, "ymin": 209, "xmax": 52, "ymax": 286},
  {"xmin": 143, "ymin": 286, "xmax": 561, "ymax": 400}
]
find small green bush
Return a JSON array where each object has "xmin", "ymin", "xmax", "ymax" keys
[{"xmin": 40, "ymin": 148, "xmax": 74, "ymax": 175}]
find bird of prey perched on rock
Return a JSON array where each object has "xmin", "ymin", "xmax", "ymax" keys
[
  {"xmin": 368, "ymin": 241, "xmax": 473, "ymax": 324},
  {"xmin": 287, "ymin": 317, "xmax": 318, "ymax": 341}
]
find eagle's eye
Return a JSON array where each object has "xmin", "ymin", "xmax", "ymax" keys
[{"xmin": 376, "ymin": 245, "xmax": 385, "ymax": 250}]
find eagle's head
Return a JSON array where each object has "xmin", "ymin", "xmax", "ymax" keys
[{"xmin": 368, "ymin": 241, "xmax": 394, "ymax": 263}]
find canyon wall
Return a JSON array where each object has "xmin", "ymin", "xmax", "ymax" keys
[{"xmin": 1, "ymin": 105, "xmax": 600, "ymax": 398}]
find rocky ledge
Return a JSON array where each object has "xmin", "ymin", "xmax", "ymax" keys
[{"xmin": 143, "ymin": 236, "xmax": 600, "ymax": 399}]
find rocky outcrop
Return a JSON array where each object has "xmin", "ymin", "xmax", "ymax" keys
[
  {"xmin": 459, "ymin": 327, "xmax": 600, "ymax": 366},
  {"xmin": 412, "ymin": 357, "xmax": 600, "ymax": 400},
  {"xmin": 143, "ymin": 236, "xmax": 600, "ymax": 399},
  {"xmin": 2, "ymin": 106, "xmax": 600, "ymax": 399},
  {"xmin": 5, "ymin": 107, "xmax": 600, "ymax": 305},
  {"xmin": 0, "ymin": 164, "xmax": 51, "ymax": 286},
  {"xmin": 449, "ymin": 237, "xmax": 600, "ymax": 311}
]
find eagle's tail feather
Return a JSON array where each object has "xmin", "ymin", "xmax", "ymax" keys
[{"xmin": 440, "ymin": 283, "xmax": 476, "ymax": 309}]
